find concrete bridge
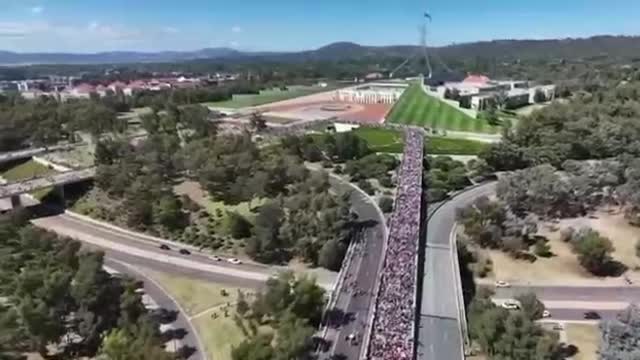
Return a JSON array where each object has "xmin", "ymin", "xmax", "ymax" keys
[
  {"xmin": 0, "ymin": 144, "xmax": 81, "ymax": 165},
  {"xmin": 0, "ymin": 167, "xmax": 96, "ymax": 208}
]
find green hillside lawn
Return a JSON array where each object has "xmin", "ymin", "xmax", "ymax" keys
[
  {"xmin": 353, "ymin": 127, "xmax": 489, "ymax": 155},
  {"xmin": 387, "ymin": 84, "xmax": 500, "ymax": 134},
  {"xmin": 204, "ymin": 86, "xmax": 334, "ymax": 109}
]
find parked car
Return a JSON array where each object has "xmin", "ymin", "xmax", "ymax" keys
[
  {"xmin": 179, "ymin": 249, "xmax": 191, "ymax": 255},
  {"xmin": 159, "ymin": 244, "xmax": 171, "ymax": 251},
  {"xmin": 227, "ymin": 258, "xmax": 242, "ymax": 265},
  {"xmin": 542, "ymin": 310, "xmax": 551, "ymax": 318},
  {"xmin": 584, "ymin": 311, "xmax": 601, "ymax": 320},
  {"xmin": 495, "ymin": 280, "xmax": 511, "ymax": 288}
]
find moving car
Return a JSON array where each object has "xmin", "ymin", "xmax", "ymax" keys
[
  {"xmin": 584, "ymin": 311, "xmax": 601, "ymax": 320},
  {"xmin": 227, "ymin": 258, "xmax": 242, "ymax": 265},
  {"xmin": 159, "ymin": 244, "xmax": 171, "ymax": 251},
  {"xmin": 501, "ymin": 299, "xmax": 521, "ymax": 310},
  {"xmin": 179, "ymin": 249, "xmax": 191, "ymax": 255},
  {"xmin": 542, "ymin": 310, "xmax": 551, "ymax": 318},
  {"xmin": 209, "ymin": 255, "xmax": 222, "ymax": 262},
  {"xmin": 495, "ymin": 280, "xmax": 511, "ymax": 288}
]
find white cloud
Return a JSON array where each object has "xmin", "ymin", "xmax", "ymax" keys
[
  {"xmin": 0, "ymin": 21, "xmax": 48, "ymax": 37},
  {"xmin": 231, "ymin": 25, "xmax": 242, "ymax": 33},
  {"xmin": 229, "ymin": 41, "xmax": 239, "ymax": 48},
  {"xmin": 30, "ymin": 6, "xmax": 43, "ymax": 14}
]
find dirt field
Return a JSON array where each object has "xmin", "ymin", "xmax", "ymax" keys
[
  {"xmin": 566, "ymin": 324, "xmax": 599, "ymax": 360},
  {"xmin": 486, "ymin": 208, "xmax": 640, "ymax": 285}
]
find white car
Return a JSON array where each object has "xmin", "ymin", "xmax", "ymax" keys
[
  {"xmin": 501, "ymin": 299, "xmax": 521, "ymax": 310},
  {"xmin": 495, "ymin": 280, "xmax": 511, "ymax": 288},
  {"xmin": 227, "ymin": 258, "xmax": 242, "ymax": 265},
  {"xmin": 542, "ymin": 310, "xmax": 551, "ymax": 318},
  {"xmin": 209, "ymin": 255, "xmax": 222, "ymax": 262}
]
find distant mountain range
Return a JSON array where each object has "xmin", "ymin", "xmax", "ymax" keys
[{"xmin": 1, "ymin": 35, "xmax": 639, "ymax": 65}]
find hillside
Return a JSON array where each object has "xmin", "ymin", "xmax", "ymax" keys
[{"xmin": 1, "ymin": 35, "xmax": 639, "ymax": 65}]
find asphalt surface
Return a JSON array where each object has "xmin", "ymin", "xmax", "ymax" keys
[
  {"xmin": 32, "ymin": 213, "xmax": 285, "ymax": 289},
  {"xmin": 494, "ymin": 285, "xmax": 640, "ymax": 302},
  {"xmin": 104, "ymin": 259, "xmax": 205, "ymax": 360},
  {"xmin": 418, "ymin": 183, "xmax": 496, "ymax": 360},
  {"xmin": 320, "ymin": 176, "xmax": 387, "ymax": 360}
]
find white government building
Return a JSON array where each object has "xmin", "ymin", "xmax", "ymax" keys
[{"xmin": 335, "ymin": 82, "xmax": 408, "ymax": 104}]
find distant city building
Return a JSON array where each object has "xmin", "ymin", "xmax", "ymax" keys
[{"xmin": 432, "ymin": 74, "xmax": 556, "ymax": 111}]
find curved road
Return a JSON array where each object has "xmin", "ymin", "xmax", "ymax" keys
[
  {"xmin": 29, "ymin": 175, "xmax": 387, "ymax": 360},
  {"xmin": 104, "ymin": 259, "xmax": 205, "ymax": 360},
  {"xmin": 423, "ymin": 181, "xmax": 640, "ymax": 339}
]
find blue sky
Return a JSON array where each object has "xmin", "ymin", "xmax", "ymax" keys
[{"xmin": 1, "ymin": 0, "xmax": 639, "ymax": 52}]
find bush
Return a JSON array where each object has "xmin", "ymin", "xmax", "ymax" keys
[
  {"xmin": 333, "ymin": 165, "xmax": 343, "ymax": 174},
  {"xmin": 570, "ymin": 228, "xmax": 615, "ymax": 276},
  {"xmin": 379, "ymin": 175, "xmax": 393, "ymax": 188},
  {"xmin": 427, "ymin": 188, "xmax": 448, "ymax": 202},
  {"xmin": 636, "ymin": 239, "xmax": 640, "ymax": 258},
  {"xmin": 228, "ymin": 212, "xmax": 252, "ymax": 239},
  {"xmin": 534, "ymin": 239, "xmax": 552, "ymax": 257},
  {"xmin": 357, "ymin": 179, "xmax": 375, "ymax": 195},
  {"xmin": 379, "ymin": 197, "xmax": 394, "ymax": 213},
  {"xmin": 559, "ymin": 227, "xmax": 575, "ymax": 242}
]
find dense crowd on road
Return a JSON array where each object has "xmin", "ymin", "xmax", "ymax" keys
[{"xmin": 368, "ymin": 128, "xmax": 423, "ymax": 360}]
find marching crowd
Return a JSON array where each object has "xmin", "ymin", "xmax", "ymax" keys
[{"xmin": 369, "ymin": 128, "xmax": 424, "ymax": 360}]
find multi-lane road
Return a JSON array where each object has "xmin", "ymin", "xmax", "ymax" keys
[
  {"xmin": 29, "ymin": 175, "xmax": 386, "ymax": 360},
  {"xmin": 320, "ymin": 176, "xmax": 388, "ymax": 360},
  {"xmin": 418, "ymin": 183, "xmax": 496, "ymax": 360}
]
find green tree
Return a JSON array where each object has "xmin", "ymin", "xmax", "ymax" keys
[
  {"xmin": 571, "ymin": 229, "xmax": 615, "ymax": 275},
  {"xmin": 250, "ymin": 112, "xmax": 267, "ymax": 132},
  {"xmin": 515, "ymin": 292, "xmax": 546, "ymax": 320},
  {"xmin": 237, "ymin": 290, "xmax": 250, "ymax": 317},
  {"xmin": 378, "ymin": 196, "xmax": 394, "ymax": 213},
  {"xmin": 229, "ymin": 212, "xmax": 253, "ymax": 239},
  {"xmin": 231, "ymin": 334, "xmax": 275, "ymax": 360}
]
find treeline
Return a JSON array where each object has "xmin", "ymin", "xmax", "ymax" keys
[
  {"xmin": 0, "ymin": 92, "xmax": 128, "ymax": 152},
  {"xmin": 87, "ymin": 108, "xmax": 359, "ymax": 270},
  {"xmin": 466, "ymin": 288, "xmax": 565, "ymax": 359},
  {"xmin": 232, "ymin": 272, "xmax": 325, "ymax": 360},
  {"xmin": 481, "ymin": 81, "xmax": 640, "ymax": 171},
  {"xmin": 0, "ymin": 211, "xmax": 173, "ymax": 359},
  {"xmin": 457, "ymin": 160, "xmax": 640, "ymax": 277}
]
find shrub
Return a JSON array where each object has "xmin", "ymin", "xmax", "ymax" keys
[
  {"xmin": 534, "ymin": 239, "xmax": 552, "ymax": 258},
  {"xmin": 636, "ymin": 239, "xmax": 640, "ymax": 258},
  {"xmin": 357, "ymin": 179, "xmax": 375, "ymax": 195},
  {"xmin": 559, "ymin": 227, "xmax": 575, "ymax": 242},
  {"xmin": 379, "ymin": 197, "xmax": 394, "ymax": 213}
]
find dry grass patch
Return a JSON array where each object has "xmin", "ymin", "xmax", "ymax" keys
[
  {"xmin": 566, "ymin": 324, "xmax": 599, "ymax": 360},
  {"xmin": 484, "ymin": 207, "xmax": 640, "ymax": 284}
]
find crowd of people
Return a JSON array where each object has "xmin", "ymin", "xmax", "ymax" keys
[{"xmin": 368, "ymin": 128, "xmax": 424, "ymax": 360}]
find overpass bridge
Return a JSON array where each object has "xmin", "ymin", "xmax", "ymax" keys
[{"xmin": 0, "ymin": 167, "xmax": 96, "ymax": 207}]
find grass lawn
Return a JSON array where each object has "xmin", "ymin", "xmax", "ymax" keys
[
  {"xmin": 353, "ymin": 127, "xmax": 404, "ymax": 153},
  {"xmin": 1, "ymin": 160, "xmax": 57, "ymax": 200},
  {"xmin": 566, "ymin": 324, "xmax": 599, "ymax": 360},
  {"xmin": 352, "ymin": 127, "xmax": 488, "ymax": 155},
  {"xmin": 194, "ymin": 314, "xmax": 272, "ymax": 360},
  {"xmin": 143, "ymin": 268, "xmax": 249, "ymax": 316},
  {"xmin": 1, "ymin": 160, "xmax": 55, "ymax": 181},
  {"xmin": 142, "ymin": 268, "xmax": 268, "ymax": 360},
  {"xmin": 427, "ymin": 137, "xmax": 489, "ymax": 155},
  {"xmin": 387, "ymin": 84, "xmax": 500, "ymax": 134},
  {"xmin": 203, "ymin": 86, "xmax": 332, "ymax": 109}
]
